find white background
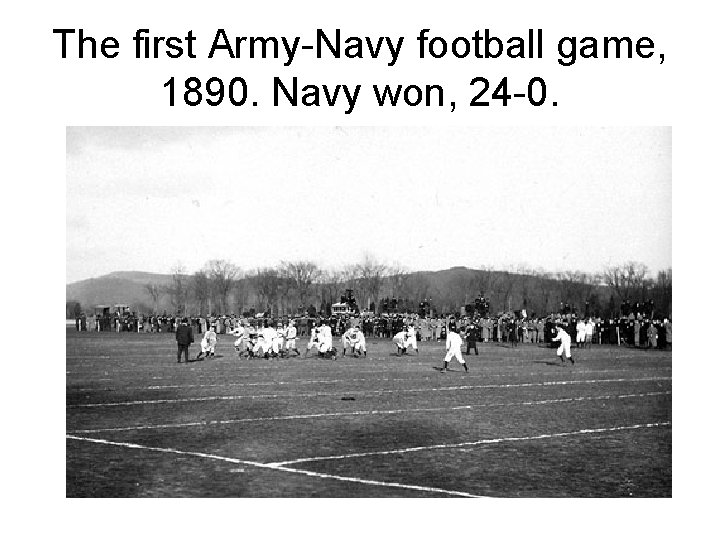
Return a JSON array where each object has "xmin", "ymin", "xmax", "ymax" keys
[{"xmin": 3, "ymin": 0, "xmax": 715, "ymax": 538}]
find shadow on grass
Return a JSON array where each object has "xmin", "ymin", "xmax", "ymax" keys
[
  {"xmin": 532, "ymin": 360, "xmax": 566, "ymax": 367},
  {"xmin": 431, "ymin": 366, "xmax": 466, "ymax": 372}
]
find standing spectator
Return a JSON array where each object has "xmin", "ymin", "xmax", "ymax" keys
[
  {"xmin": 634, "ymin": 319, "xmax": 641, "ymax": 347},
  {"xmin": 576, "ymin": 319, "xmax": 586, "ymax": 348},
  {"xmin": 175, "ymin": 317, "xmax": 194, "ymax": 363},
  {"xmin": 465, "ymin": 322, "xmax": 479, "ymax": 355},
  {"xmin": 507, "ymin": 319, "xmax": 518, "ymax": 348},
  {"xmin": 647, "ymin": 321, "xmax": 658, "ymax": 349},
  {"xmin": 537, "ymin": 318, "xmax": 544, "ymax": 343},
  {"xmin": 584, "ymin": 319, "xmax": 594, "ymax": 348},
  {"xmin": 482, "ymin": 317, "xmax": 491, "ymax": 343},
  {"xmin": 199, "ymin": 316, "xmax": 206, "ymax": 335}
]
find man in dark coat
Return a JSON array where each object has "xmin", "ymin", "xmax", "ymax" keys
[
  {"xmin": 465, "ymin": 322, "xmax": 479, "ymax": 355},
  {"xmin": 175, "ymin": 317, "xmax": 194, "ymax": 363}
]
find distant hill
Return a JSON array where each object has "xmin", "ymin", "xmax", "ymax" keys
[
  {"xmin": 66, "ymin": 272, "xmax": 175, "ymax": 312},
  {"xmin": 66, "ymin": 266, "xmax": 508, "ymax": 314},
  {"xmin": 67, "ymin": 265, "xmax": 552, "ymax": 315},
  {"xmin": 67, "ymin": 265, "xmax": 637, "ymax": 318},
  {"xmin": 102, "ymin": 271, "xmax": 174, "ymax": 285}
]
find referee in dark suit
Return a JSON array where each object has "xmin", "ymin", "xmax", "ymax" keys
[
  {"xmin": 465, "ymin": 322, "xmax": 479, "ymax": 355},
  {"xmin": 175, "ymin": 317, "xmax": 194, "ymax": 363}
]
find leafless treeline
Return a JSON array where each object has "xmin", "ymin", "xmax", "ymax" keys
[{"xmin": 146, "ymin": 256, "xmax": 671, "ymax": 318}]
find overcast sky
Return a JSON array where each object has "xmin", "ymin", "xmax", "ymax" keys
[{"xmin": 66, "ymin": 126, "xmax": 671, "ymax": 284}]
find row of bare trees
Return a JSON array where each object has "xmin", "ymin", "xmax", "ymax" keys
[{"xmin": 145, "ymin": 256, "xmax": 671, "ymax": 319}]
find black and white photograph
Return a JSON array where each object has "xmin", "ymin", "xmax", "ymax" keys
[{"xmin": 65, "ymin": 126, "xmax": 671, "ymax": 497}]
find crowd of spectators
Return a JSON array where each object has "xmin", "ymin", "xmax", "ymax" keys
[{"xmin": 72, "ymin": 309, "xmax": 671, "ymax": 350}]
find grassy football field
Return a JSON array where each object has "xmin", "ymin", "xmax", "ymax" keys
[{"xmin": 66, "ymin": 330, "xmax": 671, "ymax": 497}]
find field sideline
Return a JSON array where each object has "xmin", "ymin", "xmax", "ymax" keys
[{"xmin": 66, "ymin": 330, "xmax": 671, "ymax": 497}]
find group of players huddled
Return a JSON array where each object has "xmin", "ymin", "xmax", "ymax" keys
[
  {"xmin": 188, "ymin": 318, "xmax": 489, "ymax": 374},
  {"xmin": 220, "ymin": 319, "xmax": 369, "ymax": 361},
  {"xmin": 190, "ymin": 319, "xmax": 420, "ymax": 363}
]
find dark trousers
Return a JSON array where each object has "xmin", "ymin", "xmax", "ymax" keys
[
  {"xmin": 466, "ymin": 341, "xmax": 478, "ymax": 355},
  {"xmin": 177, "ymin": 343, "xmax": 189, "ymax": 362}
]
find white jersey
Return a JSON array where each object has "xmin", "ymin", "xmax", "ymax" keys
[
  {"xmin": 262, "ymin": 327, "xmax": 277, "ymax": 343},
  {"xmin": 350, "ymin": 330, "xmax": 366, "ymax": 351},
  {"xmin": 446, "ymin": 331, "xmax": 462, "ymax": 352},
  {"xmin": 203, "ymin": 330, "xmax": 217, "ymax": 346},
  {"xmin": 553, "ymin": 327, "xmax": 571, "ymax": 344},
  {"xmin": 318, "ymin": 325, "xmax": 333, "ymax": 352},
  {"xmin": 307, "ymin": 327, "xmax": 319, "ymax": 346},
  {"xmin": 201, "ymin": 330, "xmax": 217, "ymax": 352},
  {"xmin": 231, "ymin": 326, "xmax": 244, "ymax": 338},
  {"xmin": 405, "ymin": 326, "xmax": 418, "ymax": 348},
  {"xmin": 444, "ymin": 330, "xmax": 465, "ymax": 365},
  {"xmin": 232, "ymin": 326, "xmax": 246, "ymax": 348}
]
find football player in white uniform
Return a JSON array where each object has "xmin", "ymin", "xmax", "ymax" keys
[
  {"xmin": 197, "ymin": 328, "xmax": 217, "ymax": 359},
  {"xmin": 276, "ymin": 322, "xmax": 286, "ymax": 357},
  {"xmin": 251, "ymin": 322, "xmax": 275, "ymax": 359},
  {"xmin": 439, "ymin": 327, "xmax": 468, "ymax": 372},
  {"xmin": 284, "ymin": 320, "xmax": 300, "ymax": 356},
  {"xmin": 405, "ymin": 324, "xmax": 419, "ymax": 355},
  {"xmin": 305, "ymin": 323, "xmax": 320, "ymax": 356},
  {"xmin": 349, "ymin": 325, "xmax": 367, "ymax": 357},
  {"xmin": 341, "ymin": 327, "xmax": 355, "ymax": 356},
  {"xmin": 318, "ymin": 321, "xmax": 336, "ymax": 359},
  {"xmin": 262, "ymin": 322, "xmax": 279, "ymax": 358},
  {"xmin": 393, "ymin": 330, "xmax": 408, "ymax": 356},
  {"xmin": 231, "ymin": 322, "xmax": 248, "ymax": 357},
  {"xmin": 551, "ymin": 324, "xmax": 575, "ymax": 364}
]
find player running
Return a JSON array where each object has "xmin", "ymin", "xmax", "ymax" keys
[
  {"xmin": 551, "ymin": 324, "xmax": 575, "ymax": 364},
  {"xmin": 439, "ymin": 326, "xmax": 468, "ymax": 373}
]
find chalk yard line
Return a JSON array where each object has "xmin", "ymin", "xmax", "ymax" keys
[
  {"xmin": 268, "ymin": 421, "xmax": 672, "ymax": 466},
  {"xmin": 64, "ymin": 358, "xmax": 672, "ymax": 376},
  {"xmin": 65, "ymin": 434, "xmax": 482, "ymax": 498},
  {"xmin": 66, "ymin": 376, "xmax": 671, "ymax": 408},
  {"xmin": 68, "ymin": 368, "xmax": 672, "ymax": 392},
  {"xmin": 69, "ymin": 391, "xmax": 671, "ymax": 434}
]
